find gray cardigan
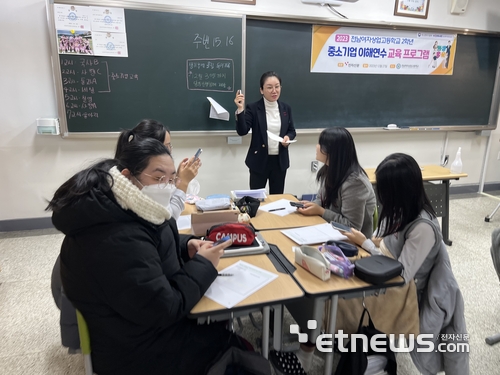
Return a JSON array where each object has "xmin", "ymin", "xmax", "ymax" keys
[
  {"xmin": 314, "ymin": 171, "xmax": 376, "ymax": 238},
  {"xmin": 384, "ymin": 212, "xmax": 469, "ymax": 375}
]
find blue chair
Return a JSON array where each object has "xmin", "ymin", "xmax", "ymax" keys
[{"xmin": 76, "ymin": 310, "xmax": 94, "ymax": 375}]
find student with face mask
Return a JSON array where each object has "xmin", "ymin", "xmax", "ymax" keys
[
  {"xmin": 115, "ymin": 119, "xmax": 201, "ymax": 220},
  {"xmin": 51, "ymin": 120, "xmax": 201, "ymax": 352},
  {"xmin": 46, "ymin": 138, "xmax": 242, "ymax": 375}
]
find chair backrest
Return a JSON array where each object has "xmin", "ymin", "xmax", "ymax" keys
[{"xmin": 76, "ymin": 309, "xmax": 94, "ymax": 375}]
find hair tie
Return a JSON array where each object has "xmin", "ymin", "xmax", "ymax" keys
[{"xmin": 128, "ymin": 134, "xmax": 134, "ymax": 142}]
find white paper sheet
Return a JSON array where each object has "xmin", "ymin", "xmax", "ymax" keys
[
  {"xmin": 207, "ymin": 97, "xmax": 229, "ymax": 121},
  {"xmin": 54, "ymin": 4, "xmax": 91, "ymax": 30},
  {"xmin": 259, "ymin": 199, "xmax": 296, "ymax": 217},
  {"xmin": 204, "ymin": 260, "xmax": 278, "ymax": 308},
  {"xmin": 90, "ymin": 6, "xmax": 126, "ymax": 33},
  {"xmin": 266, "ymin": 130, "xmax": 297, "ymax": 143},
  {"xmin": 176, "ymin": 215, "xmax": 191, "ymax": 231},
  {"xmin": 281, "ymin": 222, "xmax": 347, "ymax": 245},
  {"xmin": 92, "ymin": 31, "xmax": 128, "ymax": 57}
]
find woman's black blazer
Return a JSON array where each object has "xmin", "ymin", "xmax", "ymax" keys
[{"xmin": 236, "ymin": 98, "xmax": 296, "ymax": 172}]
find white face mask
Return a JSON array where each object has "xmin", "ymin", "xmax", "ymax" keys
[{"xmin": 141, "ymin": 184, "xmax": 175, "ymax": 207}]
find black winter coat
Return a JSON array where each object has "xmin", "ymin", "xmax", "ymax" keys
[{"xmin": 53, "ymin": 188, "xmax": 230, "ymax": 375}]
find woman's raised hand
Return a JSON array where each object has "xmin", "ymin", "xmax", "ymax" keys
[
  {"xmin": 176, "ymin": 156, "xmax": 201, "ymax": 192},
  {"xmin": 234, "ymin": 91, "xmax": 245, "ymax": 112}
]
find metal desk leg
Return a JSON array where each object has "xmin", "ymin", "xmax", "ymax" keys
[
  {"xmin": 442, "ymin": 180, "xmax": 452, "ymax": 246},
  {"xmin": 324, "ymin": 295, "xmax": 338, "ymax": 375},
  {"xmin": 262, "ymin": 306, "xmax": 270, "ymax": 359},
  {"xmin": 272, "ymin": 305, "xmax": 283, "ymax": 351}
]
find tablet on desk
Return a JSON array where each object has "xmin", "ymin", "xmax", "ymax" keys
[{"xmin": 222, "ymin": 233, "xmax": 270, "ymax": 258}]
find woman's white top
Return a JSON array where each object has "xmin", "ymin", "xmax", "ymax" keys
[{"xmin": 264, "ymin": 97, "xmax": 280, "ymax": 155}]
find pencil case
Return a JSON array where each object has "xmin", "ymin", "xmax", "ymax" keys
[
  {"xmin": 294, "ymin": 246, "xmax": 331, "ymax": 281},
  {"xmin": 354, "ymin": 256, "xmax": 403, "ymax": 285},
  {"xmin": 324, "ymin": 240, "xmax": 359, "ymax": 257},
  {"xmin": 319, "ymin": 244, "xmax": 355, "ymax": 279}
]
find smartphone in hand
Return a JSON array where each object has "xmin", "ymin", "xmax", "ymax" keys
[
  {"xmin": 331, "ymin": 222, "xmax": 352, "ymax": 233},
  {"xmin": 290, "ymin": 201, "xmax": 305, "ymax": 208},
  {"xmin": 213, "ymin": 235, "xmax": 232, "ymax": 246},
  {"xmin": 194, "ymin": 148, "xmax": 203, "ymax": 160}
]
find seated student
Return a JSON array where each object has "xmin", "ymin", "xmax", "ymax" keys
[
  {"xmin": 271, "ymin": 127, "xmax": 376, "ymax": 374},
  {"xmin": 46, "ymin": 138, "xmax": 242, "ymax": 375},
  {"xmin": 344, "ymin": 153, "xmax": 469, "ymax": 375},
  {"xmin": 297, "ymin": 127, "xmax": 376, "ymax": 238},
  {"xmin": 51, "ymin": 119, "xmax": 202, "ymax": 351},
  {"xmin": 115, "ymin": 118, "xmax": 201, "ymax": 220}
]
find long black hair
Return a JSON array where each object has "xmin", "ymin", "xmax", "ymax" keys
[
  {"xmin": 316, "ymin": 127, "xmax": 366, "ymax": 208},
  {"xmin": 46, "ymin": 138, "xmax": 170, "ymax": 212},
  {"xmin": 115, "ymin": 119, "xmax": 169, "ymax": 159},
  {"xmin": 375, "ymin": 153, "xmax": 435, "ymax": 237}
]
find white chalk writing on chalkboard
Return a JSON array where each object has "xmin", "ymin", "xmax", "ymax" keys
[
  {"xmin": 193, "ymin": 34, "xmax": 235, "ymax": 49},
  {"xmin": 186, "ymin": 58, "xmax": 234, "ymax": 92},
  {"xmin": 61, "ymin": 57, "xmax": 139, "ymax": 120}
]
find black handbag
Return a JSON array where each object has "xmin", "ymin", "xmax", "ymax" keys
[
  {"xmin": 235, "ymin": 196, "xmax": 261, "ymax": 218},
  {"xmin": 335, "ymin": 308, "xmax": 397, "ymax": 375},
  {"xmin": 354, "ymin": 256, "xmax": 403, "ymax": 285}
]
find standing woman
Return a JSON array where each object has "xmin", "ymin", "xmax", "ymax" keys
[
  {"xmin": 344, "ymin": 153, "xmax": 469, "ymax": 375},
  {"xmin": 298, "ymin": 127, "xmax": 376, "ymax": 238},
  {"xmin": 234, "ymin": 71, "xmax": 296, "ymax": 194}
]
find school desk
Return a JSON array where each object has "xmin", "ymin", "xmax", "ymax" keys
[
  {"xmin": 180, "ymin": 194, "xmax": 326, "ymax": 231},
  {"xmin": 189, "ymin": 253, "xmax": 304, "ymax": 358},
  {"xmin": 259, "ymin": 230, "xmax": 404, "ymax": 375},
  {"xmin": 364, "ymin": 165, "xmax": 468, "ymax": 246},
  {"xmin": 250, "ymin": 194, "xmax": 326, "ymax": 231}
]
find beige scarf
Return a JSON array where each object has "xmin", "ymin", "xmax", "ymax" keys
[{"xmin": 108, "ymin": 166, "xmax": 171, "ymax": 225}]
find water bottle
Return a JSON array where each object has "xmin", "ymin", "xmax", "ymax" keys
[{"xmin": 450, "ymin": 147, "xmax": 463, "ymax": 174}]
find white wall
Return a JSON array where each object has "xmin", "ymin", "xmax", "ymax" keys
[{"xmin": 1, "ymin": 0, "xmax": 500, "ymax": 221}]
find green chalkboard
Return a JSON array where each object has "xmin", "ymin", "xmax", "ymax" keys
[
  {"xmin": 58, "ymin": 9, "xmax": 242, "ymax": 133},
  {"xmin": 245, "ymin": 19, "xmax": 500, "ymax": 129}
]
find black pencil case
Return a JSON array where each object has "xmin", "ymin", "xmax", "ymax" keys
[
  {"xmin": 325, "ymin": 240, "xmax": 359, "ymax": 257},
  {"xmin": 354, "ymin": 256, "xmax": 403, "ymax": 285}
]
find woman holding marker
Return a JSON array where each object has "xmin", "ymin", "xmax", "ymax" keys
[
  {"xmin": 297, "ymin": 127, "xmax": 376, "ymax": 238},
  {"xmin": 234, "ymin": 71, "xmax": 296, "ymax": 194}
]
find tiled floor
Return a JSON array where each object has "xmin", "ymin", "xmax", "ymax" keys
[{"xmin": 1, "ymin": 193, "xmax": 500, "ymax": 374}]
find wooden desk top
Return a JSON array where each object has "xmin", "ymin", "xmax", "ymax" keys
[
  {"xmin": 364, "ymin": 164, "xmax": 468, "ymax": 184},
  {"xmin": 250, "ymin": 194, "xmax": 326, "ymax": 231},
  {"xmin": 190, "ymin": 254, "xmax": 304, "ymax": 316},
  {"xmin": 179, "ymin": 194, "xmax": 326, "ymax": 232},
  {"xmin": 260, "ymin": 230, "xmax": 403, "ymax": 297}
]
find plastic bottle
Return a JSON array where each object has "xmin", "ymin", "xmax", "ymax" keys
[{"xmin": 450, "ymin": 147, "xmax": 463, "ymax": 174}]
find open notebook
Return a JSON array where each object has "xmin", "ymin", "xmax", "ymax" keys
[{"xmin": 222, "ymin": 232, "xmax": 270, "ymax": 258}]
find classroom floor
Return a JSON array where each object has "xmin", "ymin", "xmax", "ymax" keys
[{"xmin": 1, "ymin": 192, "xmax": 500, "ymax": 374}]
